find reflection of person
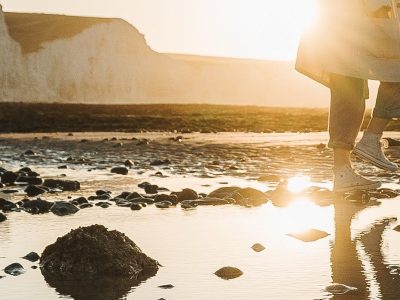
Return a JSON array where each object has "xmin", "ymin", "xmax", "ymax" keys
[{"xmin": 296, "ymin": 0, "xmax": 400, "ymax": 192}]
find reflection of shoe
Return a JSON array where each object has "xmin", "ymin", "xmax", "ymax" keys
[
  {"xmin": 333, "ymin": 165, "xmax": 381, "ymax": 193},
  {"xmin": 354, "ymin": 133, "xmax": 399, "ymax": 172}
]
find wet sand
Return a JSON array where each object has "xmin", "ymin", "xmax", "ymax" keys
[{"xmin": 0, "ymin": 132, "xmax": 400, "ymax": 300}]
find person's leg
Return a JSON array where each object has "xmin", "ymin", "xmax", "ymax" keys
[
  {"xmin": 329, "ymin": 74, "xmax": 380, "ymax": 192},
  {"xmin": 329, "ymin": 73, "xmax": 366, "ymax": 167},
  {"xmin": 354, "ymin": 82, "xmax": 400, "ymax": 171}
]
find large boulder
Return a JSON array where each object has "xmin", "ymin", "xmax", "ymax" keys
[{"xmin": 40, "ymin": 225, "xmax": 160, "ymax": 279}]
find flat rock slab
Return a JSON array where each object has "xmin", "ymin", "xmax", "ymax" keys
[
  {"xmin": 324, "ymin": 283, "xmax": 357, "ymax": 295},
  {"xmin": 287, "ymin": 229, "xmax": 330, "ymax": 242},
  {"xmin": 214, "ymin": 267, "xmax": 243, "ymax": 280},
  {"xmin": 251, "ymin": 243, "xmax": 266, "ymax": 252}
]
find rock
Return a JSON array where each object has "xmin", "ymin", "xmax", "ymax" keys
[
  {"xmin": 144, "ymin": 184, "xmax": 159, "ymax": 194},
  {"xmin": 58, "ymin": 165, "xmax": 68, "ymax": 169},
  {"xmin": 154, "ymin": 194, "xmax": 178, "ymax": 205},
  {"xmin": 23, "ymin": 199, "xmax": 53, "ymax": 214},
  {"xmin": 158, "ymin": 284, "xmax": 174, "ymax": 289},
  {"xmin": 24, "ymin": 150, "xmax": 36, "ymax": 156},
  {"xmin": 251, "ymin": 243, "xmax": 266, "ymax": 252},
  {"xmin": 393, "ymin": 225, "xmax": 400, "ymax": 232},
  {"xmin": 96, "ymin": 190, "xmax": 111, "ymax": 196},
  {"xmin": 0, "ymin": 212, "xmax": 6, "ymax": 222},
  {"xmin": 25, "ymin": 185, "xmax": 47, "ymax": 197},
  {"xmin": 126, "ymin": 192, "xmax": 142, "ymax": 200},
  {"xmin": 181, "ymin": 201, "xmax": 198, "ymax": 209},
  {"xmin": 115, "ymin": 192, "xmax": 131, "ymax": 199},
  {"xmin": 229, "ymin": 188, "xmax": 269, "ymax": 206},
  {"xmin": 22, "ymin": 252, "xmax": 40, "ymax": 262},
  {"xmin": 190, "ymin": 198, "xmax": 231, "ymax": 206},
  {"xmin": 208, "ymin": 187, "xmax": 241, "ymax": 199},
  {"xmin": 79, "ymin": 203, "xmax": 93, "ymax": 209},
  {"xmin": 150, "ymin": 159, "xmax": 171, "ymax": 166},
  {"xmin": 0, "ymin": 198, "xmax": 17, "ymax": 211},
  {"xmin": 138, "ymin": 182, "xmax": 151, "ymax": 189},
  {"xmin": 111, "ymin": 167, "xmax": 129, "ymax": 175},
  {"xmin": 130, "ymin": 197, "xmax": 154, "ymax": 205},
  {"xmin": 40, "ymin": 225, "xmax": 160, "ymax": 279},
  {"xmin": 4, "ymin": 263, "xmax": 25, "ymax": 276},
  {"xmin": 214, "ymin": 267, "xmax": 243, "ymax": 280},
  {"xmin": 287, "ymin": 229, "xmax": 330, "ymax": 242},
  {"xmin": 176, "ymin": 188, "xmax": 198, "ymax": 201},
  {"xmin": 155, "ymin": 201, "xmax": 172, "ymax": 209},
  {"xmin": 50, "ymin": 202, "xmax": 79, "ymax": 216},
  {"xmin": 73, "ymin": 197, "xmax": 88, "ymax": 205},
  {"xmin": 43, "ymin": 179, "xmax": 80, "ymax": 192},
  {"xmin": 257, "ymin": 175, "xmax": 281, "ymax": 182},
  {"xmin": 124, "ymin": 160, "xmax": 135, "ymax": 167},
  {"xmin": 1, "ymin": 171, "xmax": 18, "ymax": 184},
  {"xmin": 130, "ymin": 203, "xmax": 142, "ymax": 211},
  {"xmin": 89, "ymin": 194, "xmax": 111, "ymax": 201},
  {"xmin": 16, "ymin": 176, "xmax": 44, "ymax": 185},
  {"xmin": 316, "ymin": 143, "xmax": 326, "ymax": 149},
  {"xmin": 324, "ymin": 283, "xmax": 357, "ymax": 295}
]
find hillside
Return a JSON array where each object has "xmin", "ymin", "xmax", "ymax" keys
[{"xmin": 0, "ymin": 6, "xmax": 333, "ymax": 107}]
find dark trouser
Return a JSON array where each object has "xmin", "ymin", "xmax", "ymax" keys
[{"xmin": 328, "ymin": 73, "xmax": 400, "ymax": 150}]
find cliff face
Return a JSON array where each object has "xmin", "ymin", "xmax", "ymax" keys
[{"xmin": 0, "ymin": 6, "xmax": 328, "ymax": 106}]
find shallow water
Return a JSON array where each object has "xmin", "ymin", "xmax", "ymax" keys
[{"xmin": 1, "ymin": 132, "xmax": 400, "ymax": 300}]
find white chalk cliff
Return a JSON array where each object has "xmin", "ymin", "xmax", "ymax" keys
[{"xmin": 0, "ymin": 5, "xmax": 329, "ymax": 106}]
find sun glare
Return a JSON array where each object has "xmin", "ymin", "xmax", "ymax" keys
[{"xmin": 287, "ymin": 175, "xmax": 312, "ymax": 193}]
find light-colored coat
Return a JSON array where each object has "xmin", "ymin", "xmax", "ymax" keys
[{"xmin": 296, "ymin": 0, "xmax": 400, "ymax": 97}]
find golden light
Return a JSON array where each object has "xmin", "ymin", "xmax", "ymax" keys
[{"xmin": 287, "ymin": 175, "xmax": 312, "ymax": 193}]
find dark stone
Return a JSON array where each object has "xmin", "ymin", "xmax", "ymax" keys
[
  {"xmin": 115, "ymin": 192, "xmax": 131, "ymax": 199},
  {"xmin": 23, "ymin": 199, "xmax": 53, "ymax": 214},
  {"xmin": 73, "ymin": 197, "xmax": 88, "ymax": 205},
  {"xmin": 111, "ymin": 167, "xmax": 129, "ymax": 175},
  {"xmin": 158, "ymin": 284, "xmax": 174, "ymax": 289},
  {"xmin": 154, "ymin": 194, "xmax": 178, "ymax": 204},
  {"xmin": 176, "ymin": 188, "xmax": 198, "ymax": 201},
  {"xmin": 40, "ymin": 225, "xmax": 159, "ymax": 279},
  {"xmin": 17, "ymin": 176, "xmax": 44, "ymax": 185},
  {"xmin": 24, "ymin": 150, "xmax": 36, "ymax": 156},
  {"xmin": 96, "ymin": 190, "xmax": 111, "ymax": 196},
  {"xmin": 0, "ymin": 198, "xmax": 16, "ymax": 211},
  {"xmin": 214, "ymin": 267, "xmax": 243, "ymax": 280},
  {"xmin": 124, "ymin": 160, "xmax": 135, "ymax": 167},
  {"xmin": 4, "ymin": 263, "xmax": 25, "ymax": 276},
  {"xmin": 130, "ymin": 197, "xmax": 154, "ymax": 205},
  {"xmin": 181, "ymin": 201, "xmax": 198, "ymax": 209},
  {"xmin": 130, "ymin": 203, "xmax": 142, "ymax": 211},
  {"xmin": 22, "ymin": 252, "xmax": 40, "ymax": 262},
  {"xmin": 58, "ymin": 165, "xmax": 68, "ymax": 169},
  {"xmin": 126, "ymin": 192, "xmax": 142, "ymax": 200},
  {"xmin": 43, "ymin": 179, "xmax": 80, "ymax": 192},
  {"xmin": 50, "ymin": 202, "xmax": 79, "ymax": 216},
  {"xmin": 0, "ymin": 212, "xmax": 6, "ymax": 222},
  {"xmin": 27, "ymin": 171, "xmax": 40, "ymax": 177},
  {"xmin": 150, "ymin": 159, "xmax": 171, "ymax": 166},
  {"xmin": 155, "ymin": 201, "xmax": 172, "ymax": 209},
  {"xmin": 138, "ymin": 182, "xmax": 151, "ymax": 189},
  {"xmin": 89, "ymin": 194, "xmax": 111, "ymax": 201},
  {"xmin": 189, "ymin": 198, "xmax": 231, "ymax": 206},
  {"xmin": 1, "ymin": 171, "xmax": 18, "ymax": 184},
  {"xmin": 2, "ymin": 189, "xmax": 18, "ymax": 194},
  {"xmin": 18, "ymin": 167, "xmax": 32, "ymax": 173},
  {"xmin": 79, "ymin": 203, "xmax": 93, "ymax": 209},
  {"xmin": 25, "ymin": 185, "xmax": 47, "ymax": 197},
  {"xmin": 144, "ymin": 185, "xmax": 159, "ymax": 194}
]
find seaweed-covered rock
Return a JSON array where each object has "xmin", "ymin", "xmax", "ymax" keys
[{"xmin": 40, "ymin": 225, "xmax": 160, "ymax": 279}]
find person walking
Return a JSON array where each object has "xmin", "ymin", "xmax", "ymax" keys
[{"xmin": 296, "ymin": 0, "xmax": 400, "ymax": 192}]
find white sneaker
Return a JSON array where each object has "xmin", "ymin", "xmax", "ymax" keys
[
  {"xmin": 354, "ymin": 134, "xmax": 399, "ymax": 172},
  {"xmin": 333, "ymin": 165, "xmax": 381, "ymax": 193}
]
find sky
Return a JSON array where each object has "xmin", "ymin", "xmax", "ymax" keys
[{"xmin": 0, "ymin": 0, "xmax": 317, "ymax": 61}]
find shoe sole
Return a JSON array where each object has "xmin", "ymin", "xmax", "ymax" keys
[
  {"xmin": 334, "ymin": 181, "xmax": 381, "ymax": 193},
  {"xmin": 353, "ymin": 147, "xmax": 399, "ymax": 172}
]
